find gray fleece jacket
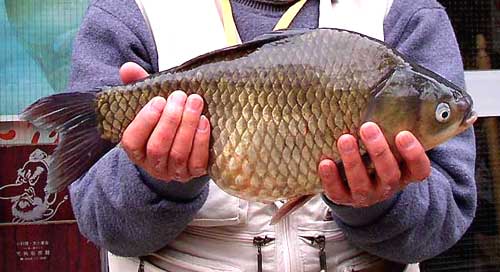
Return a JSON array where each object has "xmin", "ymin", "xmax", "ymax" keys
[{"xmin": 68, "ymin": 0, "xmax": 477, "ymax": 264}]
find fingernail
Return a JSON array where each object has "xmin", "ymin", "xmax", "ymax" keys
[
  {"xmin": 197, "ymin": 116, "xmax": 209, "ymax": 132},
  {"xmin": 399, "ymin": 132, "xmax": 415, "ymax": 149},
  {"xmin": 361, "ymin": 123, "xmax": 380, "ymax": 142},
  {"xmin": 319, "ymin": 161, "xmax": 332, "ymax": 176},
  {"xmin": 187, "ymin": 96, "xmax": 203, "ymax": 111},
  {"xmin": 150, "ymin": 97, "xmax": 165, "ymax": 112},
  {"xmin": 319, "ymin": 167, "xmax": 329, "ymax": 179},
  {"xmin": 339, "ymin": 137, "xmax": 355, "ymax": 153},
  {"xmin": 169, "ymin": 92, "xmax": 185, "ymax": 106}
]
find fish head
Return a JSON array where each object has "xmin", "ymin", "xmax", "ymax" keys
[{"xmin": 364, "ymin": 64, "xmax": 477, "ymax": 152}]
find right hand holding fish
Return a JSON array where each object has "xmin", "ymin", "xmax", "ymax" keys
[
  {"xmin": 319, "ymin": 122, "xmax": 431, "ymax": 208},
  {"xmin": 119, "ymin": 62, "xmax": 211, "ymax": 182}
]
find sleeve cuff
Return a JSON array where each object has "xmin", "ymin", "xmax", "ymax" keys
[
  {"xmin": 321, "ymin": 192, "xmax": 400, "ymax": 227},
  {"xmin": 137, "ymin": 167, "xmax": 209, "ymax": 202}
]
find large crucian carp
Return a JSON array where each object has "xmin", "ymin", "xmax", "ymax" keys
[{"xmin": 21, "ymin": 28, "xmax": 477, "ymax": 224}]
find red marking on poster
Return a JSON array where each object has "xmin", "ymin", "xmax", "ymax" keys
[
  {"xmin": 31, "ymin": 131, "xmax": 41, "ymax": 144},
  {"xmin": 49, "ymin": 130, "xmax": 59, "ymax": 144},
  {"xmin": 0, "ymin": 129, "xmax": 16, "ymax": 140}
]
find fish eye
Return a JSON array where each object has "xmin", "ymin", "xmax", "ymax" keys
[{"xmin": 435, "ymin": 103, "xmax": 451, "ymax": 123}]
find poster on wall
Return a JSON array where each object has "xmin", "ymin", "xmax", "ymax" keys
[
  {"xmin": 0, "ymin": 122, "xmax": 103, "ymax": 272},
  {"xmin": 0, "ymin": 144, "xmax": 102, "ymax": 272}
]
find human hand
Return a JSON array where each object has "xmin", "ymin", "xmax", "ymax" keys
[
  {"xmin": 320, "ymin": 122, "xmax": 431, "ymax": 207},
  {"xmin": 119, "ymin": 62, "xmax": 211, "ymax": 182}
]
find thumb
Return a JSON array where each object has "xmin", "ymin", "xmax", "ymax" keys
[{"xmin": 120, "ymin": 62, "xmax": 149, "ymax": 84}]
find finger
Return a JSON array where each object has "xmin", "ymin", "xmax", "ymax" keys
[
  {"xmin": 167, "ymin": 94, "xmax": 205, "ymax": 180},
  {"xmin": 120, "ymin": 62, "xmax": 149, "ymax": 84},
  {"xmin": 188, "ymin": 115, "xmax": 211, "ymax": 177},
  {"xmin": 337, "ymin": 134, "xmax": 373, "ymax": 206},
  {"xmin": 319, "ymin": 159, "xmax": 352, "ymax": 205},
  {"xmin": 396, "ymin": 131, "xmax": 431, "ymax": 183},
  {"xmin": 121, "ymin": 97, "xmax": 166, "ymax": 163},
  {"xmin": 146, "ymin": 91, "xmax": 187, "ymax": 175},
  {"xmin": 359, "ymin": 122, "xmax": 401, "ymax": 196}
]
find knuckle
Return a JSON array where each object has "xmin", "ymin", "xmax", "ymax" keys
[
  {"xmin": 342, "ymin": 158, "xmax": 359, "ymax": 170},
  {"xmin": 324, "ymin": 193, "xmax": 350, "ymax": 205},
  {"xmin": 190, "ymin": 170, "xmax": 206, "ymax": 178},
  {"xmin": 402, "ymin": 147, "xmax": 426, "ymax": 163},
  {"xmin": 146, "ymin": 143, "xmax": 166, "ymax": 159},
  {"xmin": 122, "ymin": 142, "xmax": 145, "ymax": 163},
  {"xmin": 189, "ymin": 160, "xmax": 207, "ymax": 174},
  {"xmin": 144, "ymin": 166, "xmax": 164, "ymax": 179},
  {"xmin": 159, "ymin": 173, "xmax": 174, "ymax": 181},
  {"xmin": 136, "ymin": 108, "xmax": 161, "ymax": 127},
  {"xmin": 351, "ymin": 187, "xmax": 370, "ymax": 199},
  {"xmin": 382, "ymin": 169, "xmax": 401, "ymax": 185},
  {"xmin": 170, "ymin": 170, "xmax": 189, "ymax": 181},
  {"xmin": 120, "ymin": 136, "xmax": 134, "ymax": 151},
  {"xmin": 183, "ymin": 116, "xmax": 200, "ymax": 131},
  {"xmin": 169, "ymin": 148, "xmax": 188, "ymax": 166},
  {"xmin": 330, "ymin": 197, "xmax": 350, "ymax": 205},
  {"xmin": 164, "ymin": 111, "xmax": 182, "ymax": 127},
  {"xmin": 352, "ymin": 201, "xmax": 371, "ymax": 208},
  {"xmin": 415, "ymin": 167, "xmax": 431, "ymax": 181},
  {"xmin": 177, "ymin": 177, "xmax": 191, "ymax": 183},
  {"xmin": 369, "ymin": 144, "xmax": 389, "ymax": 159}
]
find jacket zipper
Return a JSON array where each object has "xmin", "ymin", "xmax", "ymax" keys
[
  {"xmin": 253, "ymin": 236, "xmax": 275, "ymax": 272},
  {"xmin": 277, "ymin": 214, "xmax": 295, "ymax": 272},
  {"xmin": 303, "ymin": 235, "xmax": 328, "ymax": 272}
]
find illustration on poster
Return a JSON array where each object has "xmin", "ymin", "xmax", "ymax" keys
[{"xmin": 0, "ymin": 149, "xmax": 67, "ymax": 223}]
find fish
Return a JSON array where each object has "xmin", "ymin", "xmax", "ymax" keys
[{"xmin": 21, "ymin": 28, "xmax": 477, "ymax": 223}]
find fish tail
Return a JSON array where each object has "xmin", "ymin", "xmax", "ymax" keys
[{"xmin": 20, "ymin": 91, "xmax": 115, "ymax": 193}]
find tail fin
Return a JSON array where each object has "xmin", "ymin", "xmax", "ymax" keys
[{"xmin": 21, "ymin": 91, "xmax": 115, "ymax": 193}]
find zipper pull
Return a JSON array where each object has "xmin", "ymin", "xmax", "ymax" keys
[
  {"xmin": 138, "ymin": 257, "xmax": 144, "ymax": 272},
  {"xmin": 253, "ymin": 236, "xmax": 274, "ymax": 272},
  {"xmin": 316, "ymin": 235, "xmax": 327, "ymax": 272},
  {"xmin": 304, "ymin": 235, "xmax": 328, "ymax": 272}
]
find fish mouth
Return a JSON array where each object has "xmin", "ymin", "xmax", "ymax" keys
[
  {"xmin": 457, "ymin": 93, "xmax": 477, "ymax": 127},
  {"xmin": 463, "ymin": 110, "xmax": 478, "ymax": 127}
]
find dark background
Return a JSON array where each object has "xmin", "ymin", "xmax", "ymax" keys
[{"xmin": 421, "ymin": 1, "xmax": 500, "ymax": 271}]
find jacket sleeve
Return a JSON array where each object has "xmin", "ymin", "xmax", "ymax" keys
[
  {"xmin": 67, "ymin": 1, "xmax": 208, "ymax": 257},
  {"xmin": 324, "ymin": 6, "xmax": 477, "ymax": 263}
]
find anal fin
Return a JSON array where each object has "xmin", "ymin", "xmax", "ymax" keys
[{"xmin": 270, "ymin": 194, "xmax": 314, "ymax": 225}]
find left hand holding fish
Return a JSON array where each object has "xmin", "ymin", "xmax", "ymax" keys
[{"xmin": 320, "ymin": 122, "xmax": 431, "ymax": 208}]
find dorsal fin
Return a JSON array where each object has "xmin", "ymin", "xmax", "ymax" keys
[{"xmin": 162, "ymin": 28, "xmax": 313, "ymax": 74}]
